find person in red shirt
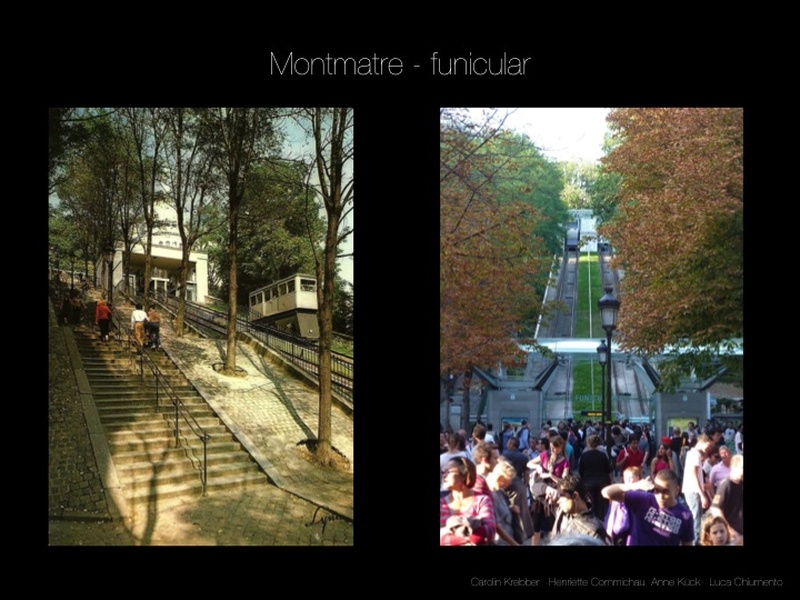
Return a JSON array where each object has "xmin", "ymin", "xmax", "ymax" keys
[
  {"xmin": 616, "ymin": 436, "xmax": 645, "ymax": 472},
  {"xmin": 95, "ymin": 298, "xmax": 113, "ymax": 343}
]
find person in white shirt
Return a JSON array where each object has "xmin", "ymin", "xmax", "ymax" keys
[
  {"xmin": 734, "ymin": 424, "xmax": 744, "ymax": 455},
  {"xmin": 484, "ymin": 423, "xmax": 495, "ymax": 444},
  {"xmin": 723, "ymin": 422, "xmax": 736, "ymax": 451},
  {"xmin": 130, "ymin": 303, "xmax": 149, "ymax": 353},
  {"xmin": 682, "ymin": 434, "xmax": 712, "ymax": 545}
]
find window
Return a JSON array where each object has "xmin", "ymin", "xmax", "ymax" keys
[{"xmin": 300, "ymin": 279, "xmax": 316, "ymax": 292}]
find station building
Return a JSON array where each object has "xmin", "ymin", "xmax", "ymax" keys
[{"xmin": 97, "ymin": 199, "xmax": 209, "ymax": 304}]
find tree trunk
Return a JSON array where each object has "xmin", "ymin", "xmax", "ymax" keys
[
  {"xmin": 143, "ymin": 229, "xmax": 153, "ymax": 307},
  {"xmin": 224, "ymin": 200, "xmax": 239, "ymax": 374},
  {"xmin": 461, "ymin": 371, "xmax": 473, "ymax": 431},
  {"xmin": 175, "ymin": 252, "xmax": 189, "ymax": 337},
  {"xmin": 314, "ymin": 218, "xmax": 338, "ymax": 467}
]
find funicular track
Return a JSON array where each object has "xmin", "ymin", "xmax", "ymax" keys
[
  {"xmin": 155, "ymin": 296, "xmax": 353, "ymax": 404},
  {"xmin": 539, "ymin": 244, "xmax": 648, "ymax": 423},
  {"xmin": 546, "ymin": 250, "xmax": 579, "ymax": 339}
]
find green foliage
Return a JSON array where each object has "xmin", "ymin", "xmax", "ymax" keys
[
  {"xmin": 333, "ymin": 279, "xmax": 354, "ymax": 336},
  {"xmin": 561, "ymin": 182, "xmax": 587, "ymax": 209},
  {"xmin": 208, "ymin": 160, "xmax": 322, "ymax": 305},
  {"xmin": 587, "ymin": 169, "xmax": 621, "ymax": 226},
  {"xmin": 560, "ymin": 160, "xmax": 598, "ymax": 209},
  {"xmin": 48, "ymin": 108, "xmax": 96, "ymax": 194},
  {"xmin": 48, "ymin": 204, "xmax": 81, "ymax": 267},
  {"xmin": 479, "ymin": 130, "xmax": 569, "ymax": 256}
]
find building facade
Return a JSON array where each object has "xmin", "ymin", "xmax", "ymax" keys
[{"xmin": 99, "ymin": 200, "xmax": 209, "ymax": 304}]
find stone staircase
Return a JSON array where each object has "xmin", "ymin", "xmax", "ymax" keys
[{"xmin": 73, "ymin": 327, "xmax": 267, "ymax": 509}]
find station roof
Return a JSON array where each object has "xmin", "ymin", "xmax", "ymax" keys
[
  {"xmin": 521, "ymin": 338, "xmax": 743, "ymax": 356},
  {"xmin": 521, "ymin": 338, "xmax": 625, "ymax": 355}
]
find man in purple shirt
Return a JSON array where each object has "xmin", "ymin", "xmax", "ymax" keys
[{"xmin": 601, "ymin": 469, "xmax": 694, "ymax": 546}]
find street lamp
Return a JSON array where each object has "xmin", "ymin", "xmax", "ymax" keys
[
  {"xmin": 105, "ymin": 245, "xmax": 115, "ymax": 307},
  {"xmin": 596, "ymin": 339, "xmax": 608, "ymax": 456},
  {"xmin": 598, "ymin": 286, "xmax": 620, "ymax": 460}
]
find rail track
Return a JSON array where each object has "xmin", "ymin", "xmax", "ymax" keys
[
  {"xmin": 544, "ymin": 250, "xmax": 579, "ymax": 339},
  {"xmin": 539, "ymin": 245, "xmax": 648, "ymax": 423}
]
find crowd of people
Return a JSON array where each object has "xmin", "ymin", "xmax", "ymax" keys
[{"xmin": 439, "ymin": 418, "xmax": 743, "ymax": 546}]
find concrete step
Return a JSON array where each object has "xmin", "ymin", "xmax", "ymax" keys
[
  {"xmin": 125, "ymin": 470, "xmax": 266, "ymax": 506},
  {"xmin": 85, "ymin": 372, "xmax": 189, "ymax": 383},
  {"xmin": 96, "ymin": 404, "xmax": 216, "ymax": 421},
  {"xmin": 118, "ymin": 465, "xmax": 267, "ymax": 507},
  {"xmin": 122, "ymin": 460, "xmax": 261, "ymax": 491},
  {"xmin": 118, "ymin": 450, "xmax": 258, "ymax": 480},
  {"xmin": 91, "ymin": 388, "xmax": 206, "ymax": 400},
  {"xmin": 111, "ymin": 445, "xmax": 194, "ymax": 466},
  {"xmin": 108, "ymin": 436, "xmax": 242, "ymax": 455},
  {"xmin": 73, "ymin": 326, "xmax": 268, "ymax": 508},
  {"xmin": 107, "ymin": 423, "xmax": 230, "ymax": 444},
  {"xmin": 103, "ymin": 414, "xmax": 223, "ymax": 432},
  {"xmin": 97, "ymin": 402, "xmax": 217, "ymax": 420}
]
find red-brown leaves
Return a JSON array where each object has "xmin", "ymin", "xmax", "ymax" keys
[{"xmin": 601, "ymin": 108, "xmax": 743, "ymax": 354}]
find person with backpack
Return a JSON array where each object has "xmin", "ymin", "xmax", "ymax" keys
[
  {"xmin": 146, "ymin": 304, "xmax": 161, "ymax": 349},
  {"xmin": 516, "ymin": 419, "xmax": 530, "ymax": 451}
]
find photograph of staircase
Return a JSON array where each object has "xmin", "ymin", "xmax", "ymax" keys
[{"xmin": 73, "ymin": 329, "xmax": 267, "ymax": 510}]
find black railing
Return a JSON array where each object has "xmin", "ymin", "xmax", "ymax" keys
[
  {"xmin": 59, "ymin": 282, "xmax": 215, "ymax": 497},
  {"xmin": 114, "ymin": 305, "xmax": 213, "ymax": 495},
  {"xmin": 246, "ymin": 324, "xmax": 354, "ymax": 402}
]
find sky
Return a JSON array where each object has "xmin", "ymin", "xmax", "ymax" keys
[{"xmin": 469, "ymin": 107, "xmax": 611, "ymax": 164}]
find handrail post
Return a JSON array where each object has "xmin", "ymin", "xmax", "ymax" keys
[
  {"xmin": 174, "ymin": 399, "xmax": 180, "ymax": 448},
  {"xmin": 202, "ymin": 434, "xmax": 210, "ymax": 495}
]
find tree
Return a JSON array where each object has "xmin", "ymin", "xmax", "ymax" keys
[
  {"xmin": 160, "ymin": 108, "xmax": 221, "ymax": 336},
  {"xmin": 559, "ymin": 160, "xmax": 597, "ymax": 209},
  {"xmin": 207, "ymin": 159, "xmax": 320, "ymax": 306},
  {"xmin": 202, "ymin": 108, "xmax": 282, "ymax": 375},
  {"xmin": 480, "ymin": 130, "xmax": 568, "ymax": 257},
  {"xmin": 48, "ymin": 108, "xmax": 94, "ymax": 195},
  {"xmin": 600, "ymin": 108, "xmax": 743, "ymax": 379},
  {"xmin": 120, "ymin": 107, "xmax": 167, "ymax": 307},
  {"xmin": 303, "ymin": 107, "xmax": 353, "ymax": 467},
  {"xmin": 332, "ymin": 278, "xmax": 354, "ymax": 336},
  {"xmin": 48, "ymin": 204, "xmax": 82, "ymax": 281},
  {"xmin": 587, "ymin": 168, "xmax": 621, "ymax": 227},
  {"xmin": 440, "ymin": 109, "xmax": 555, "ymax": 429},
  {"xmin": 56, "ymin": 112, "xmax": 133, "ymax": 289},
  {"xmin": 107, "ymin": 114, "xmax": 146, "ymax": 292}
]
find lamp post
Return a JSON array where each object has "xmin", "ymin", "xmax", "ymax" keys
[
  {"xmin": 596, "ymin": 339, "xmax": 608, "ymax": 456},
  {"xmin": 105, "ymin": 245, "xmax": 114, "ymax": 307},
  {"xmin": 598, "ymin": 286, "xmax": 620, "ymax": 461}
]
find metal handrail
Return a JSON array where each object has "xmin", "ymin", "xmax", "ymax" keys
[
  {"xmin": 105, "ymin": 294, "xmax": 213, "ymax": 495},
  {"xmin": 246, "ymin": 324, "xmax": 354, "ymax": 401}
]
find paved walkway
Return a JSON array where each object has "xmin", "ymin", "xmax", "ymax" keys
[{"xmin": 48, "ymin": 294, "xmax": 353, "ymax": 546}]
